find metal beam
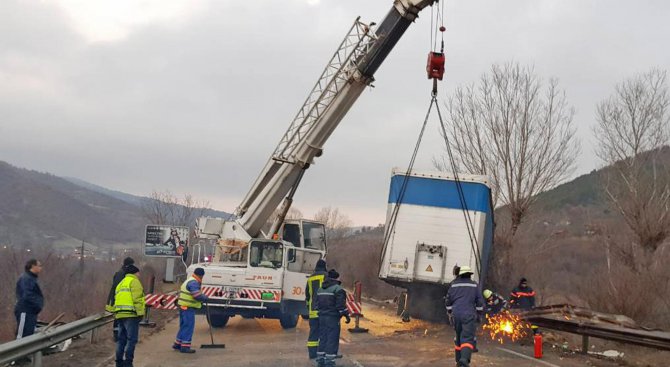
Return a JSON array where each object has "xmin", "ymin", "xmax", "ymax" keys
[
  {"xmin": 526, "ymin": 316, "xmax": 670, "ymax": 351},
  {"xmin": 0, "ymin": 313, "xmax": 114, "ymax": 365}
]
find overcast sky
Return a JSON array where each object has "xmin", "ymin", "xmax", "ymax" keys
[{"xmin": 1, "ymin": 0, "xmax": 669, "ymax": 225}]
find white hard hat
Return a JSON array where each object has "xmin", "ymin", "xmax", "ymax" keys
[{"xmin": 458, "ymin": 265, "xmax": 473, "ymax": 276}]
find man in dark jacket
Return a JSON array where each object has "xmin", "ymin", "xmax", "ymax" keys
[
  {"xmin": 446, "ymin": 266, "xmax": 484, "ymax": 367},
  {"xmin": 107, "ymin": 257, "xmax": 135, "ymax": 341},
  {"xmin": 15, "ymin": 259, "xmax": 44, "ymax": 339},
  {"xmin": 305, "ymin": 259, "xmax": 327, "ymax": 360},
  {"xmin": 316, "ymin": 269, "xmax": 350, "ymax": 367},
  {"xmin": 510, "ymin": 277, "xmax": 538, "ymax": 334}
]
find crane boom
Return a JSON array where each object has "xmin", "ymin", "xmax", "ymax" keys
[{"xmin": 234, "ymin": 0, "xmax": 437, "ymax": 237}]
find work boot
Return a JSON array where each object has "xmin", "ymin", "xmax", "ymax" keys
[
  {"xmin": 180, "ymin": 348, "xmax": 196, "ymax": 354},
  {"xmin": 172, "ymin": 343, "xmax": 181, "ymax": 351}
]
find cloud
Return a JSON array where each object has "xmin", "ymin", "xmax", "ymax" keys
[{"xmin": 1, "ymin": 0, "xmax": 669, "ymax": 225}]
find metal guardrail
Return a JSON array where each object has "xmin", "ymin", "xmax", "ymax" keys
[
  {"xmin": 527, "ymin": 315, "xmax": 670, "ymax": 351},
  {"xmin": 0, "ymin": 313, "xmax": 114, "ymax": 366},
  {"xmin": 522, "ymin": 305, "xmax": 670, "ymax": 352}
]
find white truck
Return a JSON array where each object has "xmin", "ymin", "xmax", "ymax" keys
[
  {"xmin": 187, "ymin": 0, "xmax": 440, "ymax": 329},
  {"xmin": 378, "ymin": 168, "xmax": 494, "ymax": 319}
]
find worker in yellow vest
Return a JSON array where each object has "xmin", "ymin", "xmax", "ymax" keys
[
  {"xmin": 113, "ymin": 264, "xmax": 144, "ymax": 367},
  {"xmin": 304, "ymin": 259, "xmax": 327, "ymax": 360},
  {"xmin": 173, "ymin": 267, "xmax": 209, "ymax": 353}
]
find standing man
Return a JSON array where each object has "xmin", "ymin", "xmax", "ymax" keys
[
  {"xmin": 510, "ymin": 277, "xmax": 538, "ymax": 334},
  {"xmin": 316, "ymin": 269, "xmax": 350, "ymax": 367},
  {"xmin": 305, "ymin": 259, "xmax": 327, "ymax": 361},
  {"xmin": 445, "ymin": 266, "xmax": 484, "ymax": 367},
  {"xmin": 173, "ymin": 267, "xmax": 209, "ymax": 353},
  {"xmin": 482, "ymin": 289, "xmax": 508, "ymax": 317},
  {"xmin": 15, "ymin": 259, "xmax": 44, "ymax": 339},
  {"xmin": 113, "ymin": 264, "xmax": 144, "ymax": 367},
  {"xmin": 107, "ymin": 257, "xmax": 135, "ymax": 341}
]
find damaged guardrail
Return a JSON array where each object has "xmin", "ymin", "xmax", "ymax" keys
[
  {"xmin": 521, "ymin": 305, "xmax": 670, "ymax": 352},
  {"xmin": 0, "ymin": 312, "xmax": 114, "ymax": 366}
]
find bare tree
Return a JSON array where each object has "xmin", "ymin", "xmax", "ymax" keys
[
  {"xmin": 142, "ymin": 190, "xmax": 211, "ymax": 227},
  {"xmin": 594, "ymin": 69, "xmax": 670, "ymax": 257},
  {"xmin": 313, "ymin": 206, "xmax": 352, "ymax": 241},
  {"xmin": 436, "ymin": 62, "xmax": 580, "ymax": 238}
]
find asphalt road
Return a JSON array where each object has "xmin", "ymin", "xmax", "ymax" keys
[{"xmin": 102, "ymin": 303, "xmax": 625, "ymax": 367}]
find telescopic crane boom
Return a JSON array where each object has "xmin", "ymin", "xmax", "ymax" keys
[{"xmin": 197, "ymin": 0, "xmax": 437, "ymax": 244}]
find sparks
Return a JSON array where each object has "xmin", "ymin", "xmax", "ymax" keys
[{"xmin": 482, "ymin": 311, "xmax": 531, "ymax": 344}]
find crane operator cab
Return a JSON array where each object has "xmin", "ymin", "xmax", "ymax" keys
[{"xmin": 277, "ymin": 219, "xmax": 327, "ymax": 273}]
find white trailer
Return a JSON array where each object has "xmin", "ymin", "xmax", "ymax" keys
[{"xmin": 379, "ymin": 168, "xmax": 494, "ymax": 319}]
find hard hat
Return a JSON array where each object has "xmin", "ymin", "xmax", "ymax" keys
[
  {"xmin": 458, "ymin": 265, "xmax": 473, "ymax": 276},
  {"xmin": 483, "ymin": 289, "xmax": 493, "ymax": 299}
]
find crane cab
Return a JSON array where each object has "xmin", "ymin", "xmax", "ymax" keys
[{"xmin": 278, "ymin": 219, "xmax": 327, "ymax": 252}]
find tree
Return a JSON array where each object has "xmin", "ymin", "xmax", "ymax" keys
[
  {"xmin": 436, "ymin": 62, "xmax": 580, "ymax": 239},
  {"xmin": 142, "ymin": 190, "xmax": 211, "ymax": 227},
  {"xmin": 313, "ymin": 206, "xmax": 352, "ymax": 241},
  {"xmin": 593, "ymin": 69, "xmax": 670, "ymax": 261}
]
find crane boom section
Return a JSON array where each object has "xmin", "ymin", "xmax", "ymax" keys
[{"xmin": 236, "ymin": 0, "xmax": 436, "ymax": 237}]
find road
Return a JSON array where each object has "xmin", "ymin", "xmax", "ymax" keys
[{"xmin": 102, "ymin": 303, "xmax": 623, "ymax": 367}]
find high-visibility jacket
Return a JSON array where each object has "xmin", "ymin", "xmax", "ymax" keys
[
  {"xmin": 178, "ymin": 276, "xmax": 204, "ymax": 309},
  {"xmin": 114, "ymin": 274, "xmax": 145, "ymax": 319},
  {"xmin": 305, "ymin": 271, "xmax": 327, "ymax": 319}
]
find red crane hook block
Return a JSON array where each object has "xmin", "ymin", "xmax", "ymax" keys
[{"xmin": 426, "ymin": 51, "xmax": 445, "ymax": 80}]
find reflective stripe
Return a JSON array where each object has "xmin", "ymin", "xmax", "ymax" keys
[
  {"xmin": 451, "ymin": 283, "xmax": 477, "ymax": 288},
  {"xmin": 461, "ymin": 343, "xmax": 475, "ymax": 350},
  {"xmin": 476, "ymin": 307, "xmax": 484, "ymax": 311},
  {"xmin": 318, "ymin": 292, "xmax": 335, "ymax": 296},
  {"xmin": 307, "ymin": 341, "xmax": 319, "ymax": 347},
  {"xmin": 16, "ymin": 312, "xmax": 26, "ymax": 339},
  {"xmin": 307, "ymin": 274, "xmax": 325, "ymax": 319}
]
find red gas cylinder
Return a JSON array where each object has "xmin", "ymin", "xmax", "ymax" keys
[
  {"xmin": 426, "ymin": 51, "xmax": 445, "ymax": 80},
  {"xmin": 534, "ymin": 334, "xmax": 543, "ymax": 359}
]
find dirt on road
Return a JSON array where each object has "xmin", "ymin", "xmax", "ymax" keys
[{"xmin": 83, "ymin": 302, "xmax": 641, "ymax": 367}]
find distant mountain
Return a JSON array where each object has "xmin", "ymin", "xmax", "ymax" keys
[
  {"xmin": 0, "ymin": 161, "xmax": 232, "ymax": 251},
  {"xmin": 63, "ymin": 177, "xmax": 146, "ymax": 206},
  {"xmin": 64, "ymin": 177, "xmax": 233, "ymax": 219}
]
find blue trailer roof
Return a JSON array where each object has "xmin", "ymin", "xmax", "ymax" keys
[{"xmin": 388, "ymin": 174, "xmax": 492, "ymax": 214}]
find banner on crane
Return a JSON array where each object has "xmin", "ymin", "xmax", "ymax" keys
[{"xmin": 144, "ymin": 225, "xmax": 189, "ymax": 258}]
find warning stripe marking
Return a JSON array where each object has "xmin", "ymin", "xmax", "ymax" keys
[{"xmin": 346, "ymin": 294, "xmax": 362, "ymax": 315}]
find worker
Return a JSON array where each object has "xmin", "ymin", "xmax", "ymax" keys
[
  {"xmin": 305, "ymin": 259, "xmax": 328, "ymax": 361},
  {"xmin": 445, "ymin": 266, "xmax": 484, "ymax": 367},
  {"xmin": 482, "ymin": 289, "xmax": 508, "ymax": 317},
  {"xmin": 114, "ymin": 264, "xmax": 144, "ymax": 367},
  {"xmin": 15, "ymin": 259, "xmax": 44, "ymax": 339},
  {"xmin": 316, "ymin": 269, "xmax": 350, "ymax": 367},
  {"xmin": 510, "ymin": 277, "xmax": 539, "ymax": 334},
  {"xmin": 173, "ymin": 267, "xmax": 209, "ymax": 353},
  {"xmin": 106, "ymin": 257, "xmax": 135, "ymax": 341}
]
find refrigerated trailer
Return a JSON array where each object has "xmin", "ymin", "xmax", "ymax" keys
[{"xmin": 379, "ymin": 168, "xmax": 494, "ymax": 319}]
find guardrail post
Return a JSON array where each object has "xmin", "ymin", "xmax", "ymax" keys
[
  {"xmin": 31, "ymin": 351, "xmax": 42, "ymax": 367},
  {"xmin": 581, "ymin": 335, "xmax": 589, "ymax": 354}
]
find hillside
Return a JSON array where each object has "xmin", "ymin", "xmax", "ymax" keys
[{"xmin": 0, "ymin": 161, "xmax": 231, "ymax": 251}]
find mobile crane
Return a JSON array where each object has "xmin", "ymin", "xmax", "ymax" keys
[{"xmin": 189, "ymin": 0, "xmax": 438, "ymax": 329}]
